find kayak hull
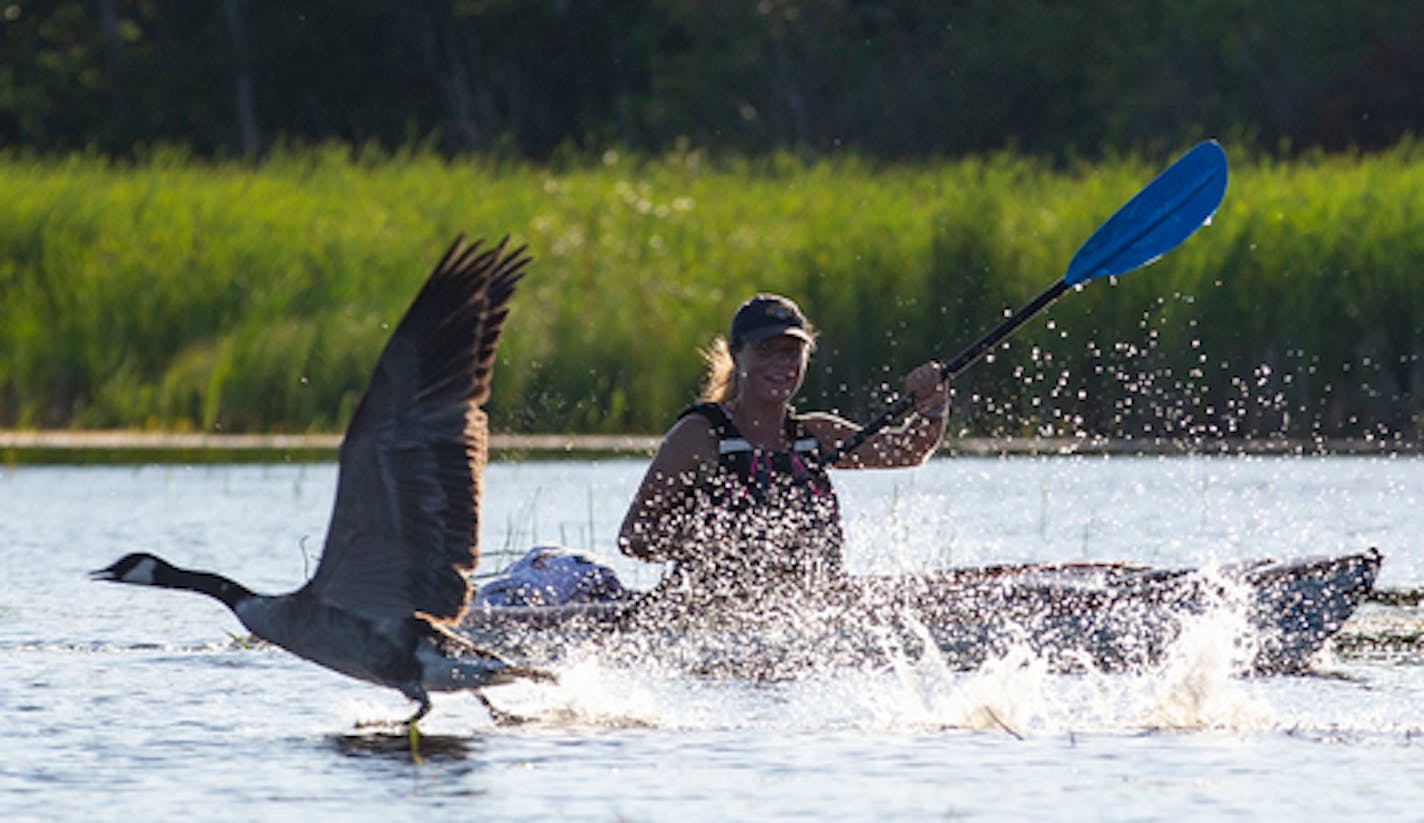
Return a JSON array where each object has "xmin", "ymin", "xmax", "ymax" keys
[{"xmin": 461, "ymin": 549, "xmax": 1382, "ymax": 677}]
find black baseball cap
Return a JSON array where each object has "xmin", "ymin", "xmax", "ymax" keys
[{"xmin": 729, "ymin": 293, "xmax": 813, "ymax": 346}]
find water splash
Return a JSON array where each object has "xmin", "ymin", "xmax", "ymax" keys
[
  {"xmin": 489, "ymin": 589, "xmax": 1288, "ymax": 738},
  {"xmin": 1140, "ymin": 604, "xmax": 1274, "ymax": 731}
]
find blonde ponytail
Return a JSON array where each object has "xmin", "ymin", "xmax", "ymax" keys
[{"xmin": 698, "ymin": 335, "xmax": 738, "ymax": 402}]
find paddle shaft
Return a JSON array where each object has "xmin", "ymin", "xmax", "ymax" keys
[{"xmin": 824, "ymin": 278, "xmax": 1070, "ymax": 463}]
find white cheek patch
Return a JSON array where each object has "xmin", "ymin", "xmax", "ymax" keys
[{"xmin": 126, "ymin": 557, "xmax": 159, "ymax": 585}]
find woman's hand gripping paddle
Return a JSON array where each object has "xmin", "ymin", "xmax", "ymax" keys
[{"xmin": 825, "ymin": 140, "xmax": 1229, "ymax": 463}]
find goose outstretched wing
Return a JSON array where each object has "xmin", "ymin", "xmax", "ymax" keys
[{"xmin": 304, "ymin": 235, "xmax": 528, "ymax": 624}]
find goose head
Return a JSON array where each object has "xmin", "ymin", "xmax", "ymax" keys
[
  {"xmin": 92, "ymin": 552, "xmax": 253, "ymax": 609},
  {"xmin": 91, "ymin": 552, "xmax": 172, "ymax": 585}
]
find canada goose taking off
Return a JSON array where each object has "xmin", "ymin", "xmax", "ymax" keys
[{"xmin": 93, "ymin": 235, "xmax": 549, "ymax": 725}]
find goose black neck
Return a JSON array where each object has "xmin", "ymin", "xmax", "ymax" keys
[{"xmin": 159, "ymin": 565, "xmax": 255, "ymax": 611}]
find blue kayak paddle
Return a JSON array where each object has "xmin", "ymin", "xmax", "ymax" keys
[{"xmin": 826, "ymin": 139, "xmax": 1229, "ymax": 463}]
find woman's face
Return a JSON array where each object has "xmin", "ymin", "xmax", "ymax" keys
[{"xmin": 735, "ymin": 334, "xmax": 809, "ymax": 405}]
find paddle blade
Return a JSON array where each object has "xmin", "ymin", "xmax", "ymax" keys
[{"xmin": 1064, "ymin": 140, "xmax": 1228, "ymax": 286}]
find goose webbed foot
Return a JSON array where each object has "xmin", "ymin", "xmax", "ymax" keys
[{"xmin": 475, "ymin": 690, "xmax": 533, "ymax": 726}]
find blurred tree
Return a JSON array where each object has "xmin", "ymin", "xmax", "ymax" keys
[
  {"xmin": 0, "ymin": 1, "xmax": 1419, "ymax": 159},
  {"xmin": 223, "ymin": 0, "xmax": 258, "ymax": 157}
]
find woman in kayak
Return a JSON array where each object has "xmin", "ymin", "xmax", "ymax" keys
[{"xmin": 617, "ymin": 293, "xmax": 948, "ymax": 623}]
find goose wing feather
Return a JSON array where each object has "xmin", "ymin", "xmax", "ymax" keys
[{"xmin": 303, "ymin": 235, "xmax": 528, "ymax": 624}]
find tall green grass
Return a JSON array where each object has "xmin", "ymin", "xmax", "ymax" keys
[{"xmin": 2, "ymin": 143, "xmax": 1421, "ymax": 441}]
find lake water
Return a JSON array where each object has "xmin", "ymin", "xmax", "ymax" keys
[{"xmin": 3, "ymin": 455, "xmax": 1422, "ymax": 820}]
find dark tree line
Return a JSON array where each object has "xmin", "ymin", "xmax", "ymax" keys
[{"xmin": 2, "ymin": 0, "xmax": 1421, "ymax": 161}]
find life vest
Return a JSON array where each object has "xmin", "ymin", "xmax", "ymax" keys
[
  {"xmin": 659, "ymin": 403, "xmax": 845, "ymax": 600},
  {"xmin": 677, "ymin": 402, "xmax": 837, "ymax": 507}
]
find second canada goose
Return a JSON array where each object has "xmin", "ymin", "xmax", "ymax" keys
[{"xmin": 92, "ymin": 235, "xmax": 549, "ymax": 726}]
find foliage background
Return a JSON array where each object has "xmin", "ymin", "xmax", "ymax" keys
[{"xmin": 2, "ymin": 145, "xmax": 1420, "ymax": 443}]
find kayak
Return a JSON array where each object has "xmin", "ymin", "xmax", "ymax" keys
[{"xmin": 461, "ymin": 546, "xmax": 1383, "ymax": 678}]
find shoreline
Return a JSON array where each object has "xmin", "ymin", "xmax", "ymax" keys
[{"xmin": 2, "ymin": 429, "xmax": 1419, "ymax": 464}]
